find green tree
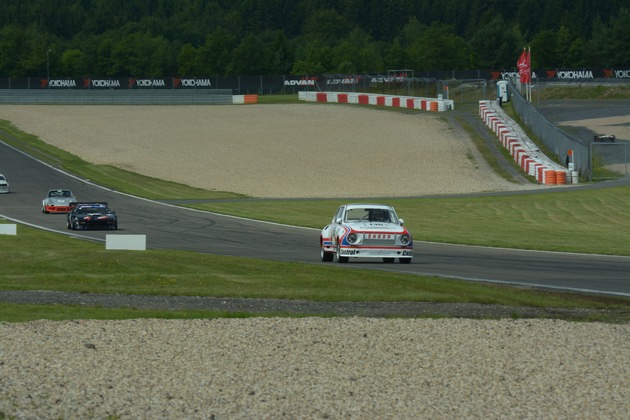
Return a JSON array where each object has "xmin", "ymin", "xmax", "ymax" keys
[
  {"xmin": 178, "ymin": 43, "xmax": 201, "ymax": 76},
  {"xmin": 407, "ymin": 23, "xmax": 473, "ymax": 70},
  {"xmin": 269, "ymin": 30, "xmax": 295, "ymax": 75},
  {"xmin": 531, "ymin": 29, "xmax": 557, "ymax": 68},
  {"xmin": 332, "ymin": 28, "xmax": 383, "ymax": 73},
  {"xmin": 607, "ymin": 8, "xmax": 630, "ymax": 66},
  {"xmin": 228, "ymin": 33, "xmax": 268, "ymax": 75},
  {"xmin": 292, "ymin": 40, "xmax": 332, "ymax": 74},
  {"xmin": 469, "ymin": 16, "xmax": 520, "ymax": 69},
  {"xmin": 302, "ymin": 8, "xmax": 352, "ymax": 45},
  {"xmin": 199, "ymin": 28, "xmax": 238, "ymax": 76},
  {"xmin": 59, "ymin": 48, "xmax": 90, "ymax": 77},
  {"xmin": 0, "ymin": 25, "xmax": 24, "ymax": 76}
]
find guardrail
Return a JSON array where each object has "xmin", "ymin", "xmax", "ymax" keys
[{"xmin": 0, "ymin": 89, "xmax": 235, "ymax": 105}]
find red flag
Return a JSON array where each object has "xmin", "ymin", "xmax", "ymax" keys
[{"xmin": 517, "ymin": 48, "xmax": 531, "ymax": 83}]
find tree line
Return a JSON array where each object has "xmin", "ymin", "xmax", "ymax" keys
[{"xmin": 0, "ymin": 0, "xmax": 629, "ymax": 78}]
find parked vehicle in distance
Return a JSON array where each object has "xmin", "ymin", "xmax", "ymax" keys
[
  {"xmin": 594, "ymin": 134, "xmax": 616, "ymax": 142},
  {"xmin": 0, "ymin": 174, "xmax": 9, "ymax": 193},
  {"xmin": 42, "ymin": 189, "xmax": 78, "ymax": 213},
  {"xmin": 320, "ymin": 203, "xmax": 413, "ymax": 264},
  {"xmin": 67, "ymin": 202, "xmax": 118, "ymax": 230}
]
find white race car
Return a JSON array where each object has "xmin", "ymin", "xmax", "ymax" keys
[
  {"xmin": 0, "ymin": 174, "xmax": 9, "ymax": 193},
  {"xmin": 320, "ymin": 203, "xmax": 413, "ymax": 264},
  {"xmin": 42, "ymin": 189, "xmax": 78, "ymax": 213}
]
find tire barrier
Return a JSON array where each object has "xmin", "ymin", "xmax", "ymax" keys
[
  {"xmin": 299, "ymin": 91, "xmax": 454, "ymax": 112},
  {"xmin": 232, "ymin": 94, "xmax": 258, "ymax": 104},
  {"xmin": 479, "ymin": 100, "xmax": 573, "ymax": 185}
]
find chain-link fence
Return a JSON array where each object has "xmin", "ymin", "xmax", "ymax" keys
[
  {"xmin": 592, "ymin": 142, "xmax": 629, "ymax": 179},
  {"xmin": 509, "ymin": 78, "xmax": 591, "ymax": 180}
]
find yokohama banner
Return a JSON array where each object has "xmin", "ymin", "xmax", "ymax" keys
[{"xmin": 0, "ymin": 69, "xmax": 629, "ymax": 93}]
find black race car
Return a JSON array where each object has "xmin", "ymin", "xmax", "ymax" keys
[{"xmin": 67, "ymin": 202, "xmax": 118, "ymax": 230}]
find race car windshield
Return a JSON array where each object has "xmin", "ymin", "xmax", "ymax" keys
[
  {"xmin": 79, "ymin": 206, "xmax": 107, "ymax": 214},
  {"xmin": 345, "ymin": 208, "xmax": 397, "ymax": 223}
]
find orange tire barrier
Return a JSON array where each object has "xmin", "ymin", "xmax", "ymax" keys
[
  {"xmin": 243, "ymin": 94, "xmax": 258, "ymax": 104},
  {"xmin": 430, "ymin": 101, "xmax": 438, "ymax": 111},
  {"xmin": 544, "ymin": 169, "xmax": 557, "ymax": 185},
  {"xmin": 556, "ymin": 170, "xmax": 567, "ymax": 184}
]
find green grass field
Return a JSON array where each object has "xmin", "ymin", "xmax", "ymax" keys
[{"xmin": 1, "ymin": 88, "xmax": 629, "ymax": 322}]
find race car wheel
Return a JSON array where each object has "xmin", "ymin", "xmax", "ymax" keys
[
  {"xmin": 399, "ymin": 258, "xmax": 412, "ymax": 264},
  {"xmin": 42, "ymin": 207, "xmax": 48, "ymax": 214},
  {"xmin": 321, "ymin": 245, "xmax": 333, "ymax": 262},
  {"xmin": 382, "ymin": 258, "xmax": 395, "ymax": 263},
  {"xmin": 71, "ymin": 220, "xmax": 78, "ymax": 230},
  {"xmin": 336, "ymin": 243, "xmax": 349, "ymax": 263}
]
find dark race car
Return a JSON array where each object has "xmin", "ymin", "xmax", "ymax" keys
[{"xmin": 67, "ymin": 202, "xmax": 118, "ymax": 230}]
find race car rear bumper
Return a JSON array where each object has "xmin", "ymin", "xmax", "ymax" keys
[{"xmin": 45, "ymin": 205, "xmax": 73, "ymax": 213}]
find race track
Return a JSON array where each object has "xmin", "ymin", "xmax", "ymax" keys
[{"xmin": 1, "ymin": 133, "xmax": 629, "ymax": 297}]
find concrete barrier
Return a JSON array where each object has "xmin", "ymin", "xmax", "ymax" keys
[
  {"xmin": 106, "ymin": 234, "xmax": 146, "ymax": 251},
  {"xmin": 0, "ymin": 224, "xmax": 17, "ymax": 235}
]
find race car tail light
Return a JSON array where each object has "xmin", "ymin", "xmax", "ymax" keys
[{"xmin": 399, "ymin": 234, "xmax": 411, "ymax": 245}]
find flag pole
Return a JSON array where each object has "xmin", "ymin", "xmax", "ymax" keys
[{"xmin": 528, "ymin": 46, "xmax": 532, "ymax": 102}]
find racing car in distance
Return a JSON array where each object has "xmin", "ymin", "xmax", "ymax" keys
[
  {"xmin": 320, "ymin": 203, "xmax": 413, "ymax": 264},
  {"xmin": 42, "ymin": 189, "xmax": 77, "ymax": 213},
  {"xmin": 593, "ymin": 134, "xmax": 616, "ymax": 142},
  {"xmin": 67, "ymin": 202, "xmax": 118, "ymax": 230},
  {"xmin": 0, "ymin": 174, "xmax": 9, "ymax": 193}
]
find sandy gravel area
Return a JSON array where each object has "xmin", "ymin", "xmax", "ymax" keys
[
  {"xmin": 1, "ymin": 318, "xmax": 628, "ymax": 419},
  {"xmin": 0, "ymin": 104, "xmax": 536, "ymax": 198}
]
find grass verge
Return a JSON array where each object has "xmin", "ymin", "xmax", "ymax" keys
[{"xmin": 1, "ymin": 223, "xmax": 628, "ymax": 322}]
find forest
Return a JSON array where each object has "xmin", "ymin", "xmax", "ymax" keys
[{"xmin": 0, "ymin": 0, "xmax": 629, "ymax": 78}]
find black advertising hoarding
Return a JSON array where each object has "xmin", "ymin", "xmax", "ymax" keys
[
  {"xmin": 128, "ymin": 77, "xmax": 172, "ymax": 89},
  {"xmin": 0, "ymin": 68, "xmax": 629, "ymax": 93},
  {"xmin": 490, "ymin": 68, "xmax": 630, "ymax": 81},
  {"xmin": 84, "ymin": 78, "xmax": 128, "ymax": 89},
  {"xmin": 173, "ymin": 77, "xmax": 214, "ymax": 89},
  {"xmin": 41, "ymin": 78, "xmax": 83, "ymax": 89}
]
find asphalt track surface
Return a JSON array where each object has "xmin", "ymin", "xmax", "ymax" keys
[{"xmin": 1, "ymin": 129, "xmax": 629, "ymax": 298}]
